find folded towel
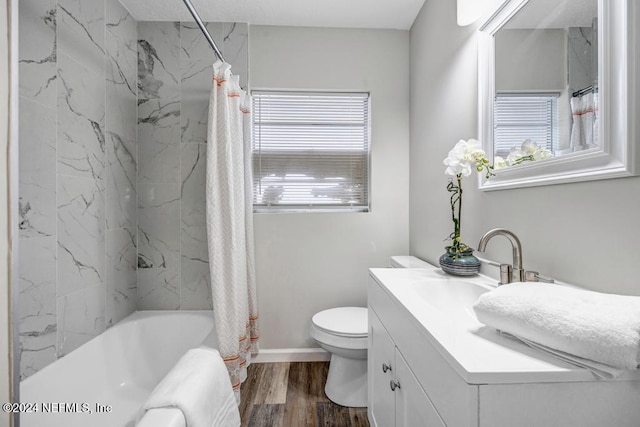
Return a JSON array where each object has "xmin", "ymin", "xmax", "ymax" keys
[
  {"xmin": 473, "ymin": 283, "xmax": 640, "ymax": 371},
  {"xmin": 138, "ymin": 347, "xmax": 240, "ymax": 427},
  {"xmin": 500, "ymin": 332, "xmax": 623, "ymax": 379}
]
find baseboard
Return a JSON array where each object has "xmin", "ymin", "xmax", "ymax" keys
[{"xmin": 252, "ymin": 348, "xmax": 331, "ymax": 363}]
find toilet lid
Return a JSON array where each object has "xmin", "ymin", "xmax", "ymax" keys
[{"xmin": 312, "ymin": 307, "xmax": 368, "ymax": 337}]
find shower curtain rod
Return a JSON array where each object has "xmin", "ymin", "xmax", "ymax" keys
[{"xmin": 181, "ymin": 0, "xmax": 226, "ymax": 62}]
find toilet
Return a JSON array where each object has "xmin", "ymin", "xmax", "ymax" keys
[
  {"xmin": 311, "ymin": 306, "xmax": 368, "ymax": 407},
  {"xmin": 311, "ymin": 256, "xmax": 432, "ymax": 407}
]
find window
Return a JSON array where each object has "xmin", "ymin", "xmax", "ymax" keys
[
  {"xmin": 251, "ymin": 91, "xmax": 370, "ymax": 212},
  {"xmin": 493, "ymin": 93, "xmax": 559, "ymax": 158}
]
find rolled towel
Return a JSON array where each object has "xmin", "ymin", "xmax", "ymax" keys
[
  {"xmin": 473, "ymin": 283, "xmax": 640, "ymax": 370},
  {"xmin": 137, "ymin": 347, "xmax": 240, "ymax": 427}
]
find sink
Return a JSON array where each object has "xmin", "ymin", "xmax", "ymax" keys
[{"xmin": 408, "ymin": 279, "xmax": 492, "ymax": 317}]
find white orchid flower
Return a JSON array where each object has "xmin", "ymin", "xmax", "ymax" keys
[
  {"xmin": 533, "ymin": 148, "xmax": 552, "ymax": 161},
  {"xmin": 443, "ymin": 139, "xmax": 486, "ymax": 177},
  {"xmin": 521, "ymin": 139, "xmax": 539, "ymax": 154},
  {"xmin": 493, "ymin": 156, "xmax": 507, "ymax": 169}
]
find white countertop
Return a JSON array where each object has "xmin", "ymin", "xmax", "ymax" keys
[{"xmin": 369, "ymin": 266, "xmax": 640, "ymax": 385}]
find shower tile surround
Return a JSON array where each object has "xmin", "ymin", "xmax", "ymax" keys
[
  {"xmin": 18, "ymin": 0, "xmax": 138, "ymax": 379},
  {"xmin": 18, "ymin": 0, "xmax": 248, "ymax": 378},
  {"xmin": 136, "ymin": 21, "xmax": 248, "ymax": 310}
]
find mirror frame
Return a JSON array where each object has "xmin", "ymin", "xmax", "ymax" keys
[{"xmin": 478, "ymin": 0, "xmax": 640, "ymax": 190}]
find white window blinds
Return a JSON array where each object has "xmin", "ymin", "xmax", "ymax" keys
[
  {"xmin": 494, "ymin": 94, "xmax": 559, "ymax": 158},
  {"xmin": 252, "ymin": 91, "xmax": 370, "ymax": 212}
]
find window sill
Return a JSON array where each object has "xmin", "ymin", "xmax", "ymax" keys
[{"xmin": 253, "ymin": 206, "xmax": 370, "ymax": 214}]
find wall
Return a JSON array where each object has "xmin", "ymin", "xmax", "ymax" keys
[
  {"xmin": 250, "ymin": 25, "xmax": 410, "ymax": 349},
  {"xmin": 495, "ymin": 29, "xmax": 566, "ymax": 92},
  {"xmin": 136, "ymin": 22, "xmax": 248, "ymax": 309},
  {"xmin": 410, "ymin": 0, "xmax": 640, "ymax": 296},
  {"xmin": 495, "ymin": 29, "xmax": 570, "ymax": 149},
  {"xmin": 17, "ymin": 0, "xmax": 138, "ymax": 378}
]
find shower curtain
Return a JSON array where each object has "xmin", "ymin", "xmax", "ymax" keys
[
  {"xmin": 206, "ymin": 61, "xmax": 259, "ymax": 402},
  {"xmin": 570, "ymin": 92, "xmax": 598, "ymax": 151}
]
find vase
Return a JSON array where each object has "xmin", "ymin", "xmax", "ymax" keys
[{"xmin": 439, "ymin": 246, "xmax": 481, "ymax": 276}]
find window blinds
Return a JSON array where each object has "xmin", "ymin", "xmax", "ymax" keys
[
  {"xmin": 252, "ymin": 91, "xmax": 370, "ymax": 211},
  {"xmin": 494, "ymin": 94, "xmax": 559, "ymax": 158}
]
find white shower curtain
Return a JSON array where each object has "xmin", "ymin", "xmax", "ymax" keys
[
  {"xmin": 570, "ymin": 92, "xmax": 598, "ymax": 151},
  {"xmin": 206, "ymin": 61, "xmax": 259, "ymax": 402}
]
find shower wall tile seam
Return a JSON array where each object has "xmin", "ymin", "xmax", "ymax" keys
[
  {"xmin": 105, "ymin": 0, "xmax": 139, "ymax": 327},
  {"xmin": 103, "ymin": 0, "xmax": 107, "ymax": 330},
  {"xmin": 54, "ymin": 0, "xmax": 60, "ymax": 361},
  {"xmin": 134, "ymin": 3, "xmax": 140, "ymax": 315},
  {"xmin": 103, "ymin": 0, "xmax": 110, "ymax": 327},
  {"xmin": 17, "ymin": 95, "xmax": 56, "ymax": 112}
]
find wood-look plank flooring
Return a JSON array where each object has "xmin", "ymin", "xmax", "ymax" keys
[{"xmin": 239, "ymin": 362, "xmax": 370, "ymax": 427}]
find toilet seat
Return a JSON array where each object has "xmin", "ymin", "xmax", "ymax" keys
[{"xmin": 311, "ymin": 307, "xmax": 368, "ymax": 338}]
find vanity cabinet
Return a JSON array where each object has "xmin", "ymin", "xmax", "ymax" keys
[
  {"xmin": 368, "ymin": 273, "xmax": 477, "ymax": 427},
  {"xmin": 367, "ymin": 268, "xmax": 640, "ymax": 427}
]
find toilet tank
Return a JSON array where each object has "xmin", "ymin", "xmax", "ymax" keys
[{"xmin": 389, "ymin": 256, "xmax": 432, "ymax": 268}]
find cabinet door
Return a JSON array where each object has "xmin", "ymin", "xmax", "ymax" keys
[
  {"xmin": 395, "ymin": 349, "xmax": 445, "ymax": 427},
  {"xmin": 368, "ymin": 309, "xmax": 396, "ymax": 427}
]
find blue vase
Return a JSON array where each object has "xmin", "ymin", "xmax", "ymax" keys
[{"xmin": 439, "ymin": 246, "xmax": 481, "ymax": 276}]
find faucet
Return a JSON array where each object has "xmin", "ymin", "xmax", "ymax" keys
[{"xmin": 477, "ymin": 228, "xmax": 524, "ymax": 284}]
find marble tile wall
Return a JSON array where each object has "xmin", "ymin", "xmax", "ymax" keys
[
  {"xmin": 137, "ymin": 22, "xmax": 248, "ymax": 310},
  {"xmin": 568, "ymin": 27, "xmax": 595, "ymax": 94},
  {"xmin": 18, "ymin": 0, "xmax": 138, "ymax": 378},
  {"xmin": 19, "ymin": 3, "xmax": 248, "ymax": 377}
]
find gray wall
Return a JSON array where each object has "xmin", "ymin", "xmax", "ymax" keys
[
  {"xmin": 136, "ymin": 22, "xmax": 248, "ymax": 310},
  {"xmin": 18, "ymin": 0, "xmax": 138, "ymax": 378},
  {"xmin": 410, "ymin": 0, "xmax": 640, "ymax": 296},
  {"xmin": 495, "ymin": 29, "xmax": 566, "ymax": 92},
  {"xmin": 250, "ymin": 25, "xmax": 410, "ymax": 349}
]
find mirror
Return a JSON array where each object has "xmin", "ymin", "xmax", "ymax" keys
[
  {"xmin": 478, "ymin": 0, "xmax": 639, "ymax": 190},
  {"xmin": 495, "ymin": 0, "xmax": 597, "ymax": 164}
]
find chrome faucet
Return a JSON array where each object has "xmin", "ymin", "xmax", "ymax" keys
[{"xmin": 477, "ymin": 228, "xmax": 524, "ymax": 284}]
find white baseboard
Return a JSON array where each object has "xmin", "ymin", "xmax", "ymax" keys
[{"xmin": 252, "ymin": 348, "xmax": 330, "ymax": 363}]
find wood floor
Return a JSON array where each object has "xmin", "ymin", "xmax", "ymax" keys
[{"xmin": 239, "ymin": 362, "xmax": 370, "ymax": 427}]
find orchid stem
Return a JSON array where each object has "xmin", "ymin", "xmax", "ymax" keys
[{"xmin": 456, "ymin": 174, "xmax": 462, "ymax": 245}]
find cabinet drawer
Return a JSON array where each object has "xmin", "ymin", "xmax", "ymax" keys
[{"xmin": 369, "ymin": 274, "xmax": 478, "ymax": 427}]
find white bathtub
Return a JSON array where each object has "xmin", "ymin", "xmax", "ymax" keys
[{"xmin": 20, "ymin": 310, "xmax": 219, "ymax": 427}]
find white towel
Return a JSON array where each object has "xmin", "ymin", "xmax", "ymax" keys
[
  {"xmin": 137, "ymin": 347, "xmax": 240, "ymax": 427},
  {"xmin": 500, "ymin": 332, "xmax": 623, "ymax": 379},
  {"xmin": 473, "ymin": 283, "xmax": 640, "ymax": 371}
]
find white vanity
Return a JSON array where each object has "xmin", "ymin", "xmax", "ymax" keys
[{"xmin": 367, "ymin": 266, "xmax": 640, "ymax": 427}]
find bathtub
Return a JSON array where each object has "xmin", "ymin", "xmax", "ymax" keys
[{"xmin": 20, "ymin": 310, "xmax": 220, "ymax": 427}]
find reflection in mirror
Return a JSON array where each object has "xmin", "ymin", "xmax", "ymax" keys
[
  {"xmin": 492, "ymin": 0, "xmax": 598, "ymax": 169},
  {"xmin": 478, "ymin": 0, "xmax": 639, "ymax": 190}
]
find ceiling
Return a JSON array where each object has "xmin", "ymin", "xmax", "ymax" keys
[{"xmin": 118, "ymin": 0, "xmax": 427, "ymax": 30}]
